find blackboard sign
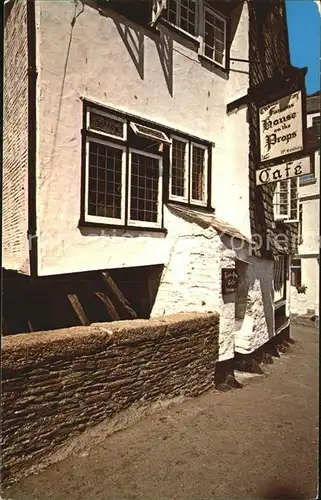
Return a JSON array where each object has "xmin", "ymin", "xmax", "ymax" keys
[{"xmin": 222, "ymin": 268, "xmax": 238, "ymax": 294}]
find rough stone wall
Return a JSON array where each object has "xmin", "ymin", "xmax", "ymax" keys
[
  {"xmin": 234, "ymin": 256, "xmax": 275, "ymax": 354},
  {"xmin": 1, "ymin": 312, "xmax": 219, "ymax": 484},
  {"xmin": 3, "ymin": 0, "xmax": 29, "ymax": 273},
  {"xmin": 150, "ymin": 211, "xmax": 236, "ymax": 362},
  {"xmin": 248, "ymin": 0, "xmax": 300, "ymax": 257}
]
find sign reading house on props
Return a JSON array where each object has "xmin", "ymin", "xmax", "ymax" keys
[
  {"xmin": 256, "ymin": 156, "xmax": 311, "ymax": 185},
  {"xmin": 259, "ymin": 91, "xmax": 303, "ymax": 163}
]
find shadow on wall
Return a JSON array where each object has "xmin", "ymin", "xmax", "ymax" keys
[
  {"xmin": 2, "ymin": 265, "xmax": 164, "ymax": 335},
  {"xmin": 114, "ymin": 20, "xmax": 145, "ymax": 80},
  {"xmin": 98, "ymin": 4, "xmax": 174, "ymax": 94}
]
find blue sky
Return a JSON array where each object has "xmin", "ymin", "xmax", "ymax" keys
[{"xmin": 286, "ymin": 0, "xmax": 320, "ymax": 94}]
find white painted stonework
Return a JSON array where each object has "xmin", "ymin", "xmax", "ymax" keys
[
  {"xmin": 290, "ymin": 111, "xmax": 320, "ymax": 315},
  {"xmin": 3, "ymin": 0, "xmax": 280, "ymax": 359}
]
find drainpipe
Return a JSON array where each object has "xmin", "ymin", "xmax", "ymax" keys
[{"xmin": 27, "ymin": 0, "xmax": 38, "ymax": 278}]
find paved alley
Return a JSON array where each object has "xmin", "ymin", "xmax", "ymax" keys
[{"xmin": 3, "ymin": 324, "xmax": 318, "ymax": 500}]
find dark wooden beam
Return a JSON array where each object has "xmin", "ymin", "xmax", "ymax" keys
[
  {"xmin": 95, "ymin": 292, "xmax": 120, "ymax": 321},
  {"xmin": 68, "ymin": 294, "xmax": 90, "ymax": 326},
  {"xmin": 101, "ymin": 272, "xmax": 138, "ymax": 319}
]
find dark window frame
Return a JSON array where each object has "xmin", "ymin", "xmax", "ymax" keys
[
  {"xmin": 80, "ymin": 100, "xmax": 213, "ymax": 231},
  {"xmin": 273, "ymin": 254, "xmax": 287, "ymax": 304},
  {"xmin": 290, "ymin": 258, "xmax": 301, "ymax": 287}
]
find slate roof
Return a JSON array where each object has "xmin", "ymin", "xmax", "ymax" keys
[
  {"xmin": 167, "ymin": 204, "xmax": 252, "ymax": 244},
  {"xmin": 307, "ymin": 91, "xmax": 320, "ymax": 114}
]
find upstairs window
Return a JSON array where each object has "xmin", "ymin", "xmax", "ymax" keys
[
  {"xmin": 169, "ymin": 137, "xmax": 210, "ymax": 207},
  {"xmin": 202, "ymin": 7, "xmax": 226, "ymax": 67},
  {"xmin": 273, "ymin": 178, "xmax": 299, "ymax": 222},
  {"xmin": 84, "ymin": 108, "xmax": 164, "ymax": 229},
  {"xmin": 128, "ymin": 150, "xmax": 163, "ymax": 227},
  {"xmin": 191, "ymin": 143, "xmax": 208, "ymax": 205},
  {"xmin": 167, "ymin": 0, "xmax": 197, "ymax": 36},
  {"xmin": 83, "ymin": 103, "xmax": 212, "ymax": 228},
  {"xmin": 170, "ymin": 137, "xmax": 189, "ymax": 202}
]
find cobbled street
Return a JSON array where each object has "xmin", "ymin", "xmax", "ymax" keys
[{"xmin": 3, "ymin": 324, "xmax": 318, "ymax": 500}]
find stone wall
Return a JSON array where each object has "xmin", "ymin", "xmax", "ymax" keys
[
  {"xmin": 3, "ymin": 0, "xmax": 29, "ymax": 273},
  {"xmin": 1, "ymin": 312, "xmax": 219, "ymax": 484}
]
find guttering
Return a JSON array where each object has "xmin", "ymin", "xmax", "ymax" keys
[{"xmin": 27, "ymin": 0, "xmax": 38, "ymax": 278}]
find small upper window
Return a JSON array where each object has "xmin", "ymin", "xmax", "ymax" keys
[
  {"xmin": 130, "ymin": 122, "xmax": 171, "ymax": 143},
  {"xmin": 191, "ymin": 143, "xmax": 208, "ymax": 206},
  {"xmin": 169, "ymin": 137, "xmax": 189, "ymax": 201},
  {"xmin": 167, "ymin": 0, "xmax": 198, "ymax": 36},
  {"xmin": 88, "ymin": 109, "xmax": 126, "ymax": 140},
  {"xmin": 169, "ymin": 137, "xmax": 210, "ymax": 207},
  {"xmin": 202, "ymin": 7, "xmax": 226, "ymax": 68},
  {"xmin": 312, "ymin": 116, "xmax": 320, "ymax": 128},
  {"xmin": 273, "ymin": 178, "xmax": 299, "ymax": 222}
]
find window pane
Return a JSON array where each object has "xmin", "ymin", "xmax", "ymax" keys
[
  {"xmin": 191, "ymin": 145, "xmax": 206, "ymax": 202},
  {"xmin": 180, "ymin": 0, "xmax": 196, "ymax": 35},
  {"xmin": 168, "ymin": 0, "xmax": 177, "ymax": 24},
  {"xmin": 168, "ymin": 0, "xmax": 196, "ymax": 35},
  {"xmin": 274, "ymin": 255, "xmax": 286, "ymax": 301},
  {"xmin": 290, "ymin": 177, "xmax": 298, "ymax": 219},
  {"xmin": 88, "ymin": 141, "xmax": 123, "ymax": 219},
  {"xmin": 130, "ymin": 153, "xmax": 160, "ymax": 223},
  {"xmin": 171, "ymin": 139, "xmax": 187, "ymax": 198},
  {"xmin": 204, "ymin": 10, "xmax": 226, "ymax": 66},
  {"xmin": 279, "ymin": 180, "xmax": 289, "ymax": 216}
]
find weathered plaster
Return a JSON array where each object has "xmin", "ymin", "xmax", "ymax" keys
[{"xmin": 35, "ymin": 0, "xmax": 250, "ymax": 276}]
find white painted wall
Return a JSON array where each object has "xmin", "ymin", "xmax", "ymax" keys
[
  {"xmin": 32, "ymin": 1, "xmax": 278, "ymax": 357},
  {"xmin": 291, "ymin": 110, "xmax": 320, "ymax": 315},
  {"xmin": 35, "ymin": 0, "xmax": 250, "ymax": 276}
]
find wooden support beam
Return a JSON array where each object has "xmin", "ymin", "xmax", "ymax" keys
[
  {"xmin": 68, "ymin": 294, "xmax": 90, "ymax": 326},
  {"xmin": 95, "ymin": 292, "xmax": 120, "ymax": 321},
  {"xmin": 101, "ymin": 272, "xmax": 138, "ymax": 320}
]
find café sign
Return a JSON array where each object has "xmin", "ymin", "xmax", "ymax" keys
[
  {"xmin": 256, "ymin": 156, "xmax": 311, "ymax": 186},
  {"xmin": 259, "ymin": 90, "xmax": 303, "ymax": 163}
]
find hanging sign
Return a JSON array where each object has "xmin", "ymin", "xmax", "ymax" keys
[
  {"xmin": 259, "ymin": 90, "xmax": 303, "ymax": 163},
  {"xmin": 222, "ymin": 268, "xmax": 238, "ymax": 294},
  {"xmin": 256, "ymin": 156, "xmax": 311, "ymax": 186}
]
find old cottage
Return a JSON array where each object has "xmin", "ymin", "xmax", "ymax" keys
[{"xmin": 3, "ymin": 0, "xmax": 309, "ymax": 369}]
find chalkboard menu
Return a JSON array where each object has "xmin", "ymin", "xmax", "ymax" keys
[{"xmin": 222, "ymin": 268, "xmax": 239, "ymax": 294}]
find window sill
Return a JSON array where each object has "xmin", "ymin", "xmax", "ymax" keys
[
  {"xmin": 198, "ymin": 53, "xmax": 228, "ymax": 72},
  {"xmin": 79, "ymin": 219, "xmax": 168, "ymax": 235},
  {"xmin": 274, "ymin": 218, "xmax": 299, "ymax": 224}
]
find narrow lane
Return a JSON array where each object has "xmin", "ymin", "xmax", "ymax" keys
[{"xmin": 3, "ymin": 324, "xmax": 318, "ymax": 500}]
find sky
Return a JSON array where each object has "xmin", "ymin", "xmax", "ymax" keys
[{"xmin": 286, "ymin": 0, "xmax": 320, "ymax": 94}]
